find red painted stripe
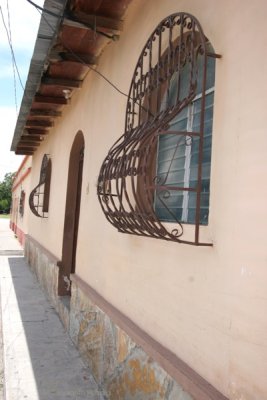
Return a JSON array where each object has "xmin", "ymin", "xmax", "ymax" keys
[{"xmin": 12, "ymin": 223, "xmax": 25, "ymax": 246}]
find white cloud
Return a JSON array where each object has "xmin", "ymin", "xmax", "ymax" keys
[
  {"xmin": 0, "ymin": 0, "xmax": 45, "ymax": 181},
  {"xmin": 0, "ymin": 106, "xmax": 23, "ymax": 181},
  {"xmin": 0, "ymin": 64, "xmax": 14, "ymax": 78},
  {"xmin": 0, "ymin": 0, "xmax": 44, "ymax": 50},
  {"xmin": 0, "ymin": 62, "xmax": 29, "ymax": 79}
]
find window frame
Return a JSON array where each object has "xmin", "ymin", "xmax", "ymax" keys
[
  {"xmin": 29, "ymin": 154, "xmax": 52, "ymax": 218},
  {"xmin": 19, "ymin": 190, "xmax": 25, "ymax": 217}
]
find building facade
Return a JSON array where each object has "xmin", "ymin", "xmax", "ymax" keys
[
  {"xmin": 10, "ymin": 156, "xmax": 32, "ymax": 246},
  {"xmin": 11, "ymin": 1, "xmax": 267, "ymax": 399}
]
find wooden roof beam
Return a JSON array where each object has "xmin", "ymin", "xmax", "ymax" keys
[
  {"xmin": 16, "ymin": 146, "xmax": 37, "ymax": 151},
  {"xmin": 16, "ymin": 151, "xmax": 34, "ymax": 155},
  {"xmin": 41, "ymin": 77, "xmax": 82, "ymax": 88},
  {"xmin": 34, "ymin": 95, "xmax": 68, "ymax": 105},
  {"xmin": 64, "ymin": 11, "xmax": 123, "ymax": 33},
  {"xmin": 17, "ymin": 142, "xmax": 39, "ymax": 148},
  {"xmin": 30, "ymin": 109, "xmax": 62, "ymax": 117},
  {"xmin": 21, "ymin": 135, "xmax": 44, "ymax": 142},
  {"xmin": 59, "ymin": 52, "xmax": 98, "ymax": 65},
  {"xmin": 48, "ymin": 48, "xmax": 98, "ymax": 65},
  {"xmin": 26, "ymin": 129, "xmax": 49, "ymax": 135},
  {"xmin": 18, "ymin": 141, "xmax": 40, "ymax": 147},
  {"xmin": 25, "ymin": 120, "xmax": 54, "ymax": 128}
]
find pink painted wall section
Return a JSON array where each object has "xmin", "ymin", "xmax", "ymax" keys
[
  {"xmin": 10, "ymin": 223, "xmax": 25, "ymax": 246},
  {"xmin": 10, "ymin": 156, "xmax": 32, "ymax": 247}
]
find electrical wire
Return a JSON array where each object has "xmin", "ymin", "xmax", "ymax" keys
[
  {"xmin": 25, "ymin": 0, "xmax": 117, "ymax": 40},
  {"xmin": 0, "ymin": 6, "xmax": 25, "ymax": 91},
  {"xmin": 34, "ymin": 3, "xmax": 155, "ymax": 118},
  {"xmin": 25, "ymin": 0, "xmax": 62, "ymax": 18},
  {"xmin": 34, "ymin": 7, "xmax": 132, "ymax": 101},
  {"xmin": 5, "ymin": 0, "xmax": 18, "ymax": 112}
]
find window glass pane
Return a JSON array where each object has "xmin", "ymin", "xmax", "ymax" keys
[
  {"xmin": 169, "ymin": 105, "xmax": 188, "ymax": 129},
  {"xmin": 155, "ymin": 190, "xmax": 184, "ymax": 222},
  {"xmin": 206, "ymin": 55, "xmax": 216, "ymax": 90},
  {"xmin": 187, "ymin": 208, "xmax": 196, "ymax": 224},
  {"xmin": 157, "ymin": 170, "xmax": 186, "ymax": 186},
  {"xmin": 196, "ymin": 46, "xmax": 215, "ymax": 94},
  {"xmin": 157, "ymin": 134, "xmax": 187, "ymax": 185},
  {"xmin": 188, "ymin": 90, "xmax": 214, "ymax": 223},
  {"xmin": 178, "ymin": 63, "xmax": 191, "ymax": 102},
  {"xmin": 155, "ymin": 42, "xmax": 215, "ymax": 226}
]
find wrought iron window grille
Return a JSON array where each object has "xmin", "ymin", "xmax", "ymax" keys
[
  {"xmin": 19, "ymin": 190, "xmax": 25, "ymax": 217},
  {"xmin": 97, "ymin": 12, "xmax": 221, "ymax": 245},
  {"xmin": 29, "ymin": 154, "xmax": 51, "ymax": 218}
]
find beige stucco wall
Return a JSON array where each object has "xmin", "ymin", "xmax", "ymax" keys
[
  {"xmin": 11, "ymin": 156, "xmax": 32, "ymax": 239},
  {"xmin": 27, "ymin": 0, "xmax": 267, "ymax": 399}
]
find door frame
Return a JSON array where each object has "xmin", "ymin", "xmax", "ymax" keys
[{"xmin": 58, "ymin": 131, "xmax": 84, "ymax": 296}]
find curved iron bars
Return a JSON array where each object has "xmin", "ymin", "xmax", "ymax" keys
[
  {"xmin": 29, "ymin": 154, "xmax": 51, "ymax": 218},
  {"xmin": 97, "ymin": 13, "xmax": 220, "ymax": 245}
]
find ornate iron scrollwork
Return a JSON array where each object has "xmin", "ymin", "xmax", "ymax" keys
[
  {"xmin": 29, "ymin": 154, "xmax": 51, "ymax": 218},
  {"xmin": 97, "ymin": 12, "xmax": 219, "ymax": 245}
]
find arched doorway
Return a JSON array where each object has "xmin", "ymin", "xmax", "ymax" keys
[{"xmin": 58, "ymin": 131, "xmax": 84, "ymax": 296}]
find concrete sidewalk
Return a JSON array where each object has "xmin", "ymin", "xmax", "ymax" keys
[{"xmin": 0, "ymin": 219, "xmax": 104, "ymax": 400}]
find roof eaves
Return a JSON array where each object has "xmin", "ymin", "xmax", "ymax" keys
[{"xmin": 11, "ymin": 0, "xmax": 68, "ymax": 151}]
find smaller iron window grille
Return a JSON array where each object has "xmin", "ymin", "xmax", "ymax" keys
[
  {"xmin": 29, "ymin": 154, "xmax": 51, "ymax": 218},
  {"xmin": 19, "ymin": 190, "xmax": 25, "ymax": 217}
]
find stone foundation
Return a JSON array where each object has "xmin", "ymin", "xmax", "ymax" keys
[
  {"xmin": 69, "ymin": 279, "xmax": 192, "ymax": 400},
  {"xmin": 24, "ymin": 235, "xmax": 228, "ymax": 400}
]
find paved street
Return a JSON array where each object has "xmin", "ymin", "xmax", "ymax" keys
[{"xmin": 0, "ymin": 219, "xmax": 104, "ymax": 400}]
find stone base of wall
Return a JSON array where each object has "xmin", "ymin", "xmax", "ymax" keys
[
  {"xmin": 69, "ymin": 278, "xmax": 193, "ymax": 400},
  {"xmin": 24, "ymin": 235, "xmax": 228, "ymax": 400}
]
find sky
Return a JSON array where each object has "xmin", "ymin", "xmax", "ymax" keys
[{"xmin": 0, "ymin": 0, "xmax": 44, "ymax": 181}]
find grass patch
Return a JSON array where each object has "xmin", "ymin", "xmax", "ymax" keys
[{"xmin": 0, "ymin": 214, "xmax": 10, "ymax": 219}]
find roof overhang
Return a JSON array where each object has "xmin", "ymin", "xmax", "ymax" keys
[{"xmin": 11, "ymin": 0, "xmax": 132, "ymax": 155}]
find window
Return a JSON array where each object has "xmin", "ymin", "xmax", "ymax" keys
[
  {"xmin": 155, "ymin": 48, "xmax": 215, "ymax": 225},
  {"xmin": 19, "ymin": 190, "xmax": 25, "ymax": 217},
  {"xmin": 97, "ymin": 13, "xmax": 220, "ymax": 245},
  {"xmin": 29, "ymin": 154, "xmax": 52, "ymax": 218}
]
